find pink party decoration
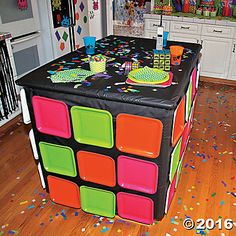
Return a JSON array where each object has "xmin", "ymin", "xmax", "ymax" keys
[{"xmin": 18, "ymin": 0, "xmax": 28, "ymax": 10}]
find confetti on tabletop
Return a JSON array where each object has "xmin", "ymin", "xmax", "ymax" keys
[{"xmin": 47, "ymin": 71, "xmax": 56, "ymax": 75}]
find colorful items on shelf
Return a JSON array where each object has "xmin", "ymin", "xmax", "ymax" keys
[
  {"xmin": 163, "ymin": 5, "xmax": 173, "ymax": 15},
  {"xmin": 172, "ymin": 0, "xmax": 182, "ymax": 12},
  {"xmin": 153, "ymin": 4, "xmax": 163, "ymax": 13},
  {"xmin": 183, "ymin": 0, "xmax": 190, "ymax": 13},
  {"xmin": 154, "ymin": 0, "xmax": 173, "ymax": 14},
  {"xmin": 155, "ymin": 0, "xmax": 236, "ymax": 17},
  {"xmin": 210, "ymin": 7, "xmax": 217, "ymax": 16},
  {"xmin": 203, "ymin": 7, "xmax": 210, "ymax": 16},
  {"xmin": 196, "ymin": 7, "xmax": 203, "ymax": 15},
  {"xmin": 189, "ymin": 0, "xmax": 197, "ymax": 13},
  {"xmin": 200, "ymin": 0, "xmax": 215, "ymax": 7},
  {"xmin": 222, "ymin": 0, "xmax": 231, "ymax": 16},
  {"xmin": 153, "ymin": 49, "xmax": 171, "ymax": 71}
]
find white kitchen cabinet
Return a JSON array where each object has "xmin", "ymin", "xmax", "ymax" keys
[
  {"xmin": 169, "ymin": 32, "xmax": 200, "ymax": 44},
  {"xmin": 200, "ymin": 36, "xmax": 232, "ymax": 79},
  {"xmin": 170, "ymin": 21, "xmax": 202, "ymax": 35},
  {"xmin": 228, "ymin": 41, "xmax": 236, "ymax": 81},
  {"xmin": 144, "ymin": 14, "xmax": 236, "ymax": 80}
]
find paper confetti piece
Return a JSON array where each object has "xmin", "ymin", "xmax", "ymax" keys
[
  {"xmin": 8, "ymin": 230, "xmax": 18, "ymax": 235},
  {"xmin": 55, "ymin": 31, "xmax": 61, "ymax": 41},
  {"xmin": 20, "ymin": 201, "xmax": 28, "ymax": 205},
  {"xmin": 101, "ymin": 227, "xmax": 109, "ymax": 233},
  {"xmin": 27, "ymin": 205, "xmax": 35, "ymax": 209},
  {"xmin": 211, "ymin": 192, "xmax": 216, "ymax": 197},
  {"xmin": 61, "ymin": 212, "xmax": 67, "ymax": 220},
  {"xmin": 220, "ymin": 200, "xmax": 225, "ymax": 205},
  {"xmin": 221, "ymin": 181, "xmax": 227, "ymax": 187}
]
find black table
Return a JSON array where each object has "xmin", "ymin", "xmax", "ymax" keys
[{"xmin": 17, "ymin": 35, "xmax": 201, "ymax": 223}]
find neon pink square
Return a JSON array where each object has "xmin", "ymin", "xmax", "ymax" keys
[
  {"xmin": 32, "ymin": 96, "xmax": 71, "ymax": 138},
  {"xmin": 117, "ymin": 192, "xmax": 154, "ymax": 224},
  {"xmin": 118, "ymin": 155, "xmax": 158, "ymax": 194}
]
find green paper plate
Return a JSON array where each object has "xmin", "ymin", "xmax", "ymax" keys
[
  {"xmin": 50, "ymin": 68, "xmax": 95, "ymax": 83},
  {"xmin": 39, "ymin": 142, "xmax": 77, "ymax": 177},
  {"xmin": 80, "ymin": 186, "xmax": 115, "ymax": 218},
  {"xmin": 71, "ymin": 106, "xmax": 114, "ymax": 148},
  {"xmin": 128, "ymin": 66, "xmax": 169, "ymax": 84},
  {"xmin": 176, "ymin": 158, "xmax": 183, "ymax": 188},
  {"xmin": 169, "ymin": 137, "xmax": 182, "ymax": 183},
  {"xmin": 186, "ymin": 81, "xmax": 193, "ymax": 121}
]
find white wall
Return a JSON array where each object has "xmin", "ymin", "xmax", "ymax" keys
[{"xmin": 88, "ymin": 0, "xmax": 103, "ymax": 39}]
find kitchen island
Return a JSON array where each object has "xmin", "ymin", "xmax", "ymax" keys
[{"xmin": 17, "ymin": 35, "xmax": 201, "ymax": 224}]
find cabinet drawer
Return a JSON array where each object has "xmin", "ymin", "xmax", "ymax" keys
[
  {"xmin": 144, "ymin": 30, "xmax": 157, "ymax": 39},
  {"xmin": 170, "ymin": 21, "xmax": 201, "ymax": 35},
  {"xmin": 145, "ymin": 19, "xmax": 170, "ymax": 31},
  {"xmin": 202, "ymin": 25, "xmax": 234, "ymax": 38},
  {"xmin": 169, "ymin": 32, "xmax": 200, "ymax": 44}
]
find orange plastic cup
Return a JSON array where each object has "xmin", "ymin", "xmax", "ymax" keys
[{"xmin": 170, "ymin": 46, "xmax": 184, "ymax": 65}]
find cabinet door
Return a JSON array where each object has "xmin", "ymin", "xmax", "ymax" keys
[
  {"xmin": 228, "ymin": 41, "xmax": 236, "ymax": 81},
  {"xmin": 200, "ymin": 36, "xmax": 232, "ymax": 79},
  {"xmin": 169, "ymin": 32, "xmax": 200, "ymax": 44},
  {"xmin": 144, "ymin": 30, "xmax": 158, "ymax": 39}
]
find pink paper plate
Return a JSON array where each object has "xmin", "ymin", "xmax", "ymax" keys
[
  {"xmin": 191, "ymin": 67, "xmax": 197, "ymax": 101},
  {"xmin": 32, "ymin": 96, "xmax": 71, "ymax": 138},
  {"xmin": 165, "ymin": 172, "xmax": 177, "ymax": 213},
  {"xmin": 118, "ymin": 155, "xmax": 158, "ymax": 194},
  {"xmin": 117, "ymin": 192, "xmax": 154, "ymax": 224}
]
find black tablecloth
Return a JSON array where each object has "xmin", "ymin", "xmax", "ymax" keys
[{"xmin": 17, "ymin": 35, "xmax": 201, "ymax": 110}]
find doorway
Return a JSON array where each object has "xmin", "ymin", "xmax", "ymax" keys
[{"xmin": 112, "ymin": 0, "xmax": 152, "ymax": 37}]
